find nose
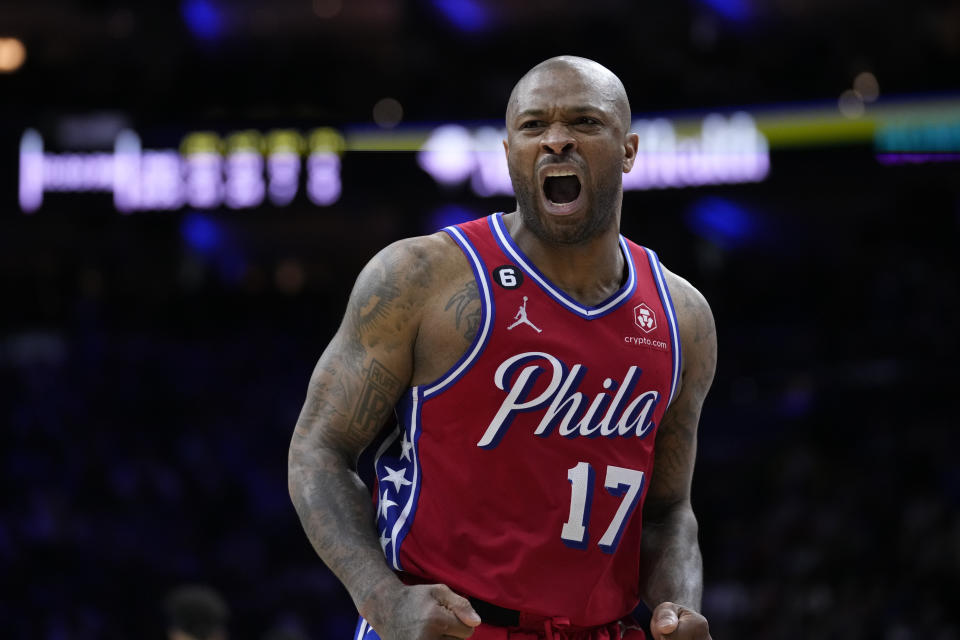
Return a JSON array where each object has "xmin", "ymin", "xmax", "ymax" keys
[{"xmin": 541, "ymin": 123, "xmax": 576, "ymax": 155}]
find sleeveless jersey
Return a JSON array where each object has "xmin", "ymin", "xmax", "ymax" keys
[{"xmin": 372, "ymin": 212, "xmax": 681, "ymax": 628}]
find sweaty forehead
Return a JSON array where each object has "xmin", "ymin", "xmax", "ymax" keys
[{"xmin": 507, "ymin": 61, "xmax": 630, "ymax": 130}]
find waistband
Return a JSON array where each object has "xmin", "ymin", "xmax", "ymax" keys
[
  {"xmin": 469, "ymin": 596, "xmax": 634, "ymax": 640},
  {"xmin": 468, "ymin": 596, "xmax": 520, "ymax": 627},
  {"xmin": 397, "ymin": 573, "xmax": 638, "ymax": 638}
]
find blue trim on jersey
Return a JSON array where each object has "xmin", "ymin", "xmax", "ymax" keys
[
  {"xmin": 372, "ymin": 391, "xmax": 424, "ymax": 571},
  {"xmin": 371, "ymin": 424, "xmax": 402, "ymax": 567},
  {"xmin": 390, "ymin": 388, "xmax": 424, "ymax": 568},
  {"xmin": 421, "ymin": 226, "xmax": 495, "ymax": 398},
  {"xmin": 646, "ymin": 249, "xmax": 682, "ymax": 406},
  {"xmin": 488, "ymin": 212, "xmax": 637, "ymax": 320},
  {"xmin": 372, "ymin": 422, "xmax": 403, "ymax": 570},
  {"xmin": 354, "ymin": 616, "xmax": 379, "ymax": 640},
  {"xmin": 373, "ymin": 424, "xmax": 402, "ymax": 465}
]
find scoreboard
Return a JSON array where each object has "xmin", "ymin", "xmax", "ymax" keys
[
  {"xmin": 15, "ymin": 92, "xmax": 960, "ymax": 215},
  {"xmin": 17, "ymin": 113, "xmax": 770, "ymax": 214}
]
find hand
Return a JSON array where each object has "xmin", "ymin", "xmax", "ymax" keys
[
  {"xmin": 650, "ymin": 602, "xmax": 711, "ymax": 640},
  {"xmin": 372, "ymin": 583, "xmax": 482, "ymax": 640}
]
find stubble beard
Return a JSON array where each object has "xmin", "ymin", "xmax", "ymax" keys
[{"xmin": 511, "ymin": 171, "xmax": 622, "ymax": 246}]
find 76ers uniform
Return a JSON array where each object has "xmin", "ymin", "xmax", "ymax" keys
[{"xmin": 356, "ymin": 213, "xmax": 681, "ymax": 639}]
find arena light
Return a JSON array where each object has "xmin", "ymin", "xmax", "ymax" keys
[
  {"xmin": 685, "ymin": 197, "xmax": 759, "ymax": 249},
  {"xmin": 875, "ymin": 119, "xmax": 960, "ymax": 165},
  {"xmin": 373, "ymin": 98, "xmax": 404, "ymax": 129},
  {"xmin": 838, "ymin": 89, "xmax": 865, "ymax": 119},
  {"xmin": 428, "ymin": 205, "xmax": 479, "ymax": 232},
  {"xmin": 224, "ymin": 130, "xmax": 266, "ymax": 209},
  {"xmin": 416, "ymin": 125, "xmax": 475, "ymax": 186},
  {"xmin": 625, "ymin": 113, "xmax": 769, "ymax": 189},
  {"xmin": 114, "ymin": 129, "xmax": 142, "ymax": 213},
  {"xmin": 181, "ymin": 0, "xmax": 224, "ymax": 40},
  {"xmin": 265, "ymin": 130, "xmax": 303, "ymax": 207},
  {"xmin": 307, "ymin": 128, "xmax": 345, "ymax": 206},
  {"xmin": 18, "ymin": 129, "xmax": 43, "ymax": 213},
  {"xmin": 853, "ymin": 72, "xmax": 880, "ymax": 103},
  {"xmin": 876, "ymin": 152, "xmax": 960, "ymax": 164},
  {"xmin": 181, "ymin": 212, "xmax": 222, "ymax": 253},
  {"xmin": 416, "ymin": 112, "xmax": 770, "ymax": 196},
  {"xmin": 431, "ymin": 0, "xmax": 491, "ymax": 33},
  {"xmin": 0, "ymin": 37, "xmax": 27, "ymax": 73},
  {"xmin": 698, "ymin": 0, "xmax": 751, "ymax": 22},
  {"xmin": 18, "ymin": 127, "xmax": 345, "ymax": 214}
]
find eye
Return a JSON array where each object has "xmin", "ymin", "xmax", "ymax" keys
[
  {"xmin": 519, "ymin": 120, "xmax": 546, "ymax": 130},
  {"xmin": 574, "ymin": 116, "xmax": 601, "ymax": 126}
]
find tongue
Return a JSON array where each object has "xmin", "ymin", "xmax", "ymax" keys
[{"xmin": 543, "ymin": 176, "xmax": 581, "ymax": 204}]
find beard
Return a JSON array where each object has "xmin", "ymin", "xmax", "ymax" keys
[{"xmin": 510, "ymin": 167, "xmax": 622, "ymax": 246}]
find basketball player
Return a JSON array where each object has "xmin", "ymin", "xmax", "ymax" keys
[{"xmin": 289, "ymin": 56, "xmax": 716, "ymax": 640}]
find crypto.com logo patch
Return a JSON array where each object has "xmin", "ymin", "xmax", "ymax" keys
[{"xmin": 633, "ymin": 303, "xmax": 657, "ymax": 334}]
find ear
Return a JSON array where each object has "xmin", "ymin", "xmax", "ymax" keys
[
  {"xmin": 622, "ymin": 132, "xmax": 639, "ymax": 173},
  {"xmin": 503, "ymin": 138, "xmax": 509, "ymax": 161}
]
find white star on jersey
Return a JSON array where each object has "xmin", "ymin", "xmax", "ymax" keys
[
  {"xmin": 379, "ymin": 531, "xmax": 391, "ymax": 552},
  {"xmin": 382, "ymin": 466, "xmax": 413, "ymax": 491},
  {"xmin": 377, "ymin": 489, "xmax": 398, "ymax": 519},
  {"xmin": 400, "ymin": 432, "xmax": 414, "ymax": 461}
]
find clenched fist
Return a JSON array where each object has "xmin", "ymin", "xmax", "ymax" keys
[
  {"xmin": 370, "ymin": 583, "xmax": 482, "ymax": 640},
  {"xmin": 650, "ymin": 602, "xmax": 711, "ymax": 640}
]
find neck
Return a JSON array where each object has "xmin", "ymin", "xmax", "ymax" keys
[{"xmin": 503, "ymin": 211, "xmax": 626, "ymax": 307}]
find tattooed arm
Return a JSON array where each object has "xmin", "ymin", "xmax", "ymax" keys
[
  {"xmin": 638, "ymin": 271, "xmax": 716, "ymax": 640},
  {"xmin": 288, "ymin": 236, "xmax": 481, "ymax": 640}
]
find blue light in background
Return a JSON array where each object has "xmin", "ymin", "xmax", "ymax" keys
[
  {"xmin": 431, "ymin": 0, "xmax": 491, "ymax": 33},
  {"xmin": 778, "ymin": 381, "xmax": 815, "ymax": 419},
  {"xmin": 181, "ymin": 0, "xmax": 224, "ymax": 40},
  {"xmin": 428, "ymin": 204, "xmax": 478, "ymax": 231},
  {"xmin": 181, "ymin": 212, "xmax": 221, "ymax": 253},
  {"xmin": 698, "ymin": 0, "xmax": 752, "ymax": 22},
  {"xmin": 685, "ymin": 196, "xmax": 758, "ymax": 249},
  {"xmin": 180, "ymin": 212, "xmax": 248, "ymax": 285}
]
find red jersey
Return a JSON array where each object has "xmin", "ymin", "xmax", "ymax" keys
[{"xmin": 372, "ymin": 212, "xmax": 681, "ymax": 628}]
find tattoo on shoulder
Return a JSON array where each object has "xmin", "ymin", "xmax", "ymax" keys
[
  {"xmin": 444, "ymin": 281, "xmax": 481, "ymax": 342},
  {"xmin": 353, "ymin": 261, "xmax": 402, "ymax": 332},
  {"xmin": 349, "ymin": 359, "xmax": 403, "ymax": 442}
]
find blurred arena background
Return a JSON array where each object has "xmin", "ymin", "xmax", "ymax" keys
[{"xmin": 1, "ymin": 0, "xmax": 958, "ymax": 638}]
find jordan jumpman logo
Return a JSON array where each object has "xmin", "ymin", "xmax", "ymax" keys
[{"xmin": 507, "ymin": 296, "xmax": 542, "ymax": 333}]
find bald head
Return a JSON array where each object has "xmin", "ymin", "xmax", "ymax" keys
[{"xmin": 506, "ymin": 56, "xmax": 632, "ymax": 132}]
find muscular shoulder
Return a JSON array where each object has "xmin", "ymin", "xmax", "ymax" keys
[
  {"xmin": 360, "ymin": 231, "xmax": 464, "ymax": 291},
  {"xmin": 661, "ymin": 267, "xmax": 717, "ymax": 397},
  {"xmin": 344, "ymin": 230, "xmax": 480, "ymax": 387},
  {"xmin": 347, "ymin": 232, "xmax": 467, "ymax": 333}
]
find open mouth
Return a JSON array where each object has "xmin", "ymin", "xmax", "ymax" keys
[{"xmin": 543, "ymin": 174, "xmax": 582, "ymax": 205}]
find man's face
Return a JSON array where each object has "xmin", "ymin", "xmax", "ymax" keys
[{"xmin": 504, "ymin": 65, "xmax": 638, "ymax": 245}]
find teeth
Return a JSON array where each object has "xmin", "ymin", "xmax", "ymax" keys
[{"xmin": 542, "ymin": 168, "xmax": 576, "ymax": 178}]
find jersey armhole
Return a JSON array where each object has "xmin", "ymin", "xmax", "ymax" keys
[
  {"xmin": 417, "ymin": 226, "xmax": 496, "ymax": 398},
  {"xmin": 645, "ymin": 248, "xmax": 683, "ymax": 407}
]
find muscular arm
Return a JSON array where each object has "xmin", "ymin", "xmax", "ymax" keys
[
  {"xmin": 288, "ymin": 236, "xmax": 481, "ymax": 640},
  {"xmin": 638, "ymin": 272, "xmax": 717, "ymax": 613},
  {"xmin": 288, "ymin": 240, "xmax": 420, "ymax": 620}
]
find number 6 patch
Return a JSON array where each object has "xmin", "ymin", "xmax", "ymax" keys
[{"xmin": 493, "ymin": 265, "xmax": 523, "ymax": 289}]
